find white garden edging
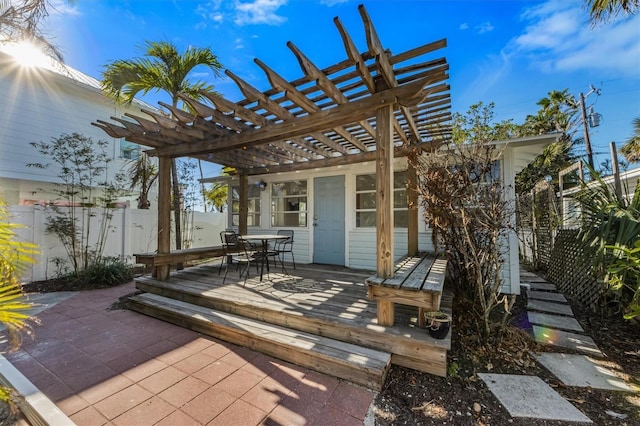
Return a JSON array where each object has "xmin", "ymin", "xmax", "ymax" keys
[{"xmin": 0, "ymin": 354, "xmax": 75, "ymax": 426}]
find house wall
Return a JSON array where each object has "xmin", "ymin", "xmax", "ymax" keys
[
  {"xmin": 9, "ymin": 205, "xmax": 226, "ymax": 282},
  {"xmin": 229, "ymin": 158, "xmax": 436, "ymax": 272},
  {"xmin": 502, "ymin": 146, "xmax": 519, "ymax": 295},
  {"xmin": 0, "ymin": 52, "xmax": 155, "ymax": 206},
  {"xmin": 234, "ymin": 149, "xmax": 521, "ymax": 293}
]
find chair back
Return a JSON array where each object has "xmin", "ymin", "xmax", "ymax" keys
[
  {"xmin": 221, "ymin": 230, "xmax": 243, "ymax": 254},
  {"xmin": 276, "ymin": 230, "xmax": 294, "ymax": 248}
]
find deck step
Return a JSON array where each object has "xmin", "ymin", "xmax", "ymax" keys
[
  {"xmin": 128, "ymin": 293, "xmax": 391, "ymax": 391},
  {"xmin": 135, "ymin": 275, "xmax": 449, "ymax": 377}
]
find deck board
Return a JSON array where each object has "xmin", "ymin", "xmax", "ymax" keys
[{"xmin": 134, "ymin": 261, "xmax": 452, "ymax": 377}]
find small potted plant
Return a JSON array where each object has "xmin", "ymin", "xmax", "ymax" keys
[{"xmin": 424, "ymin": 311, "xmax": 451, "ymax": 339}]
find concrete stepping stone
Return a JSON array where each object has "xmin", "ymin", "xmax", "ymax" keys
[
  {"xmin": 527, "ymin": 290, "xmax": 567, "ymax": 303},
  {"xmin": 527, "ymin": 299, "xmax": 574, "ymax": 316},
  {"xmin": 521, "ymin": 277, "xmax": 549, "ymax": 283},
  {"xmin": 533, "ymin": 325, "xmax": 602, "ymax": 356},
  {"xmin": 528, "ymin": 312, "xmax": 584, "ymax": 332},
  {"xmin": 527, "ymin": 282, "xmax": 557, "ymax": 291},
  {"xmin": 478, "ymin": 373, "xmax": 592, "ymax": 423},
  {"xmin": 520, "ymin": 272, "xmax": 541, "ymax": 279},
  {"xmin": 532, "ymin": 353, "xmax": 636, "ymax": 392}
]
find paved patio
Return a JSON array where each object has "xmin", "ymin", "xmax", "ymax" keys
[{"xmin": 3, "ymin": 282, "xmax": 375, "ymax": 425}]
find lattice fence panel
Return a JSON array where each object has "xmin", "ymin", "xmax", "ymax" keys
[
  {"xmin": 546, "ymin": 229, "xmax": 601, "ymax": 308},
  {"xmin": 516, "ymin": 181, "xmax": 558, "ymax": 270}
]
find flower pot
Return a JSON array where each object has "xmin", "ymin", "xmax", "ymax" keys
[{"xmin": 424, "ymin": 311, "xmax": 451, "ymax": 339}]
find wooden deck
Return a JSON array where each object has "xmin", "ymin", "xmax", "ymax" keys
[{"xmin": 129, "ymin": 261, "xmax": 452, "ymax": 390}]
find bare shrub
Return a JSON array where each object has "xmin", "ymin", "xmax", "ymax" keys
[{"xmin": 410, "ymin": 142, "xmax": 516, "ymax": 340}]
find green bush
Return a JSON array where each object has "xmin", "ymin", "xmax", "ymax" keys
[
  {"xmin": 575, "ymin": 167, "xmax": 640, "ymax": 319},
  {"xmin": 64, "ymin": 258, "xmax": 133, "ymax": 291}
]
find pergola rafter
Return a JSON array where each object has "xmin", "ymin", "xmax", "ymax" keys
[
  {"xmin": 93, "ymin": 7, "xmax": 451, "ymax": 171},
  {"xmin": 92, "ymin": 3, "xmax": 452, "ymax": 280}
]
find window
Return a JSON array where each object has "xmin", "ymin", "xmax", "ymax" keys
[
  {"xmin": 231, "ymin": 185, "xmax": 261, "ymax": 227},
  {"xmin": 356, "ymin": 171, "xmax": 408, "ymax": 228},
  {"xmin": 271, "ymin": 180, "xmax": 307, "ymax": 227},
  {"xmin": 463, "ymin": 160, "xmax": 502, "ymax": 209},
  {"xmin": 120, "ymin": 140, "xmax": 141, "ymax": 160}
]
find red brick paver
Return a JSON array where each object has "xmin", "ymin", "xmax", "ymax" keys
[{"xmin": 3, "ymin": 282, "xmax": 375, "ymax": 425}]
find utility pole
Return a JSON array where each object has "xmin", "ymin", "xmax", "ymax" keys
[
  {"xmin": 580, "ymin": 92, "xmax": 595, "ymax": 170},
  {"xmin": 579, "ymin": 85, "xmax": 601, "ymax": 171}
]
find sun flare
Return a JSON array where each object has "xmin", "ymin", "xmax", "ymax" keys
[{"xmin": 3, "ymin": 40, "xmax": 50, "ymax": 68}]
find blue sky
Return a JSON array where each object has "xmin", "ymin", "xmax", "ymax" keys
[{"xmin": 46, "ymin": 0, "xmax": 639, "ymax": 175}]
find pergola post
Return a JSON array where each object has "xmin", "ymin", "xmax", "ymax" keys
[
  {"xmin": 156, "ymin": 156, "xmax": 172, "ymax": 280},
  {"xmin": 407, "ymin": 155, "xmax": 419, "ymax": 256},
  {"xmin": 238, "ymin": 174, "xmax": 248, "ymax": 235},
  {"xmin": 376, "ymin": 96, "xmax": 394, "ymax": 279}
]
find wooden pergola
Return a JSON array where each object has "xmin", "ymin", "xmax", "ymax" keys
[{"xmin": 93, "ymin": 4, "xmax": 452, "ymax": 281}]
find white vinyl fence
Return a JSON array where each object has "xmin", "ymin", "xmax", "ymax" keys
[{"xmin": 9, "ymin": 205, "xmax": 227, "ymax": 283}]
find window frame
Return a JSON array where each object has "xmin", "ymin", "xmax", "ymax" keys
[
  {"xmin": 355, "ymin": 170, "xmax": 408, "ymax": 229},
  {"xmin": 230, "ymin": 184, "xmax": 262, "ymax": 227},
  {"xmin": 119, "ymin": 140, "xmax": 141, "ymax": 160},
  {"xmin": 270, "ymin": 180, "xmax": 308, "ymax": 227}
]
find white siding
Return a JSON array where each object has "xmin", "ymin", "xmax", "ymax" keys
[
  {"xmin": 502, "ymin": 146, "xmax": 519, "ymax": 294},
  {"xmin": 240, "ymin": 227, "xmax": 311, "ymax": 265},
  {"xmin": 347, "ymin": 229, "xmax": 435, "ymax": 271}
]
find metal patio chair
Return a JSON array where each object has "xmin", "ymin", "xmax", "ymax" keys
[
  {"xmin": 274, "ymin": 229, "xmax": 295, "ymax": 272},
  {"xmin": 220, "ymin": 230, "xmax": 259, "ymax": 285}
]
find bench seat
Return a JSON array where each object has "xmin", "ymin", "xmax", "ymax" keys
[
  {"xmin": 365, "ymin": 253, "xmax": 447, "ymax": 327},
  {"xmin": 135, "ymin": 246, "xmax": 225, "ymax": 280}
]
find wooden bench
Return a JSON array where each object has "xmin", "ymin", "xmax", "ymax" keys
[
  {"xmin": 135, "ymin": 246, "xmax": 225, "ymax": 279},
  {"xmin": 365, "ymin": 253, "xmax": 447, "ymax": 327}
]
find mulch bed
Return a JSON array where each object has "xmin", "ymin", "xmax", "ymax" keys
[{"xmin": 373, "ymin": 291, "xmax": 640, "ymax": 425}]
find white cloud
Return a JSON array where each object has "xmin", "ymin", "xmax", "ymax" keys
[
  {"xmin": 514, "ymin": 9, "xmax": 580, "ymax": 50},
  {"xmin": 234, "ymin": 0, "xmax": 287, "ymax": 26},
  {"xmin": 195, "ymin": 1, "xmax": 228, "ymax": 26},
  {"xmin": 555, "ymin": 18, "xmax": 640, "ymax": 74},
  {"xmin": 49, "ymin": 0, "xmax": 81, "ymax": 16},
  {"xmin": 475, "ymin": 21, "xmax": 494, "ymax": 34},
  {"xmin": 320, "ymin": 0, "xmax": 351, "ymax": 6},
  {"xmin": 509, "ymin": 0, "xmax": 640, "ymax": 77},
  {"xmin": 459, "ymin": 50, "xmax": 513, "ymax": 105},
  {"xmin": 459, "ymin": 22, "xmax": 469, "ymax": 30}
]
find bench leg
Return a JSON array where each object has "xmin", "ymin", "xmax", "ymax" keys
[
  {"xmin": 377, "ymin": 300, "xmax": 395, "ymax": 327},
  {"xmin": 418, "ymin": 307, "xmax": 426, "ymax": 328}
]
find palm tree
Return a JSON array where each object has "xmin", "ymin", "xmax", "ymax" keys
[
  {"xmin": 586, "ymin": 0, "xmax": 638, "ymax": 24},
  {"xmin": 525, "ymin": 89, "xmax": 580, "ymax": 137},
  {"xmin": 516, "ymin": 89, "xmax": 581, "ymax": 193},
  {"xmin": 204, "ymin": 183, "xmax": 228, "ymax": 212},
  {"xmin": 620, "ymin": 117, "xmax": 640, "ymax": 163},
  {"xmin": 128, "ymin": 152, "xmax": 158, "ymax": 209},
  {"xmin": 0, "ymin": 199, "xmax": 38, "ymax": 403},
  {"xmin": 101, "ymin": 40, "xmax": 223, "ymax": 257}
]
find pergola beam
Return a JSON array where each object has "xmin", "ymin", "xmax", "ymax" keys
[{"xmin": 147, "ymin": 76, "xmax": 438, "ymax": 158}]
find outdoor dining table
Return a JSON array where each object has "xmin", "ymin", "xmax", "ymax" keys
[{"xmin": 240, "ymin": 234, "xmax": 289, "ymax": 281}]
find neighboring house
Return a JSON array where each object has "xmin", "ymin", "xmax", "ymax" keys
[
  {"xmin": 0, "ymin": 49, "xmax": 153, "ymax": 206},
  {"xmin": 561, "ymin": 166, "xmax": 640, "ymax": 228},
  {"xmin": 215, "ymin": 134, "xmax": 557, "ymax": 294}
]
